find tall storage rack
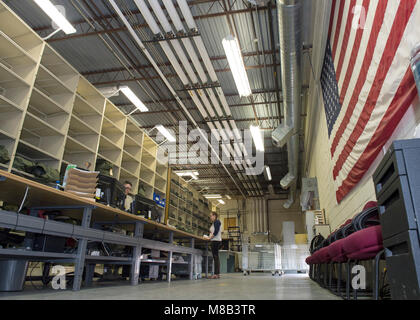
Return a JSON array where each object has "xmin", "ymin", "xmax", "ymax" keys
[
  {"xmin": 167, "ymin": 172, "xmax": 212, "ymax": 236},
  {"xmin": 0, "ymin": 2, "xmax": 167, "ymax": 201}
]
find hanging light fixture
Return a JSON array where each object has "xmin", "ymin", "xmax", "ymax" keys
[
  {"xmin": 222, "ymin": 35, "xmax": 252, "ymax": 97},
  {"xmin": 120, "ymin": 86, "xmax": 148, "ymax": 112},
  {"xmin": 155, "ymin": 125, "xmax": 176, "ymax": 143},
  {"xmin": 33, "ymin": 0, "xmax": 76, "ymax": 34}
]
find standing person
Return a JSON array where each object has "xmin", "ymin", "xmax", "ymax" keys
[{"xmin": 209, "ymin": 212, "xmax": 222, "ymax": 279}]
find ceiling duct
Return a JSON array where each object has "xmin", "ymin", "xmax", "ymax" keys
[{"xmin": 273, "ymin": 0, "xmax": 303, "ymax": 207}]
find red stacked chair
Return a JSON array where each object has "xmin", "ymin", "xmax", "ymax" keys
[{"xmin": 305, "ymin": 201, "xmax": 386, "ymax": 299}]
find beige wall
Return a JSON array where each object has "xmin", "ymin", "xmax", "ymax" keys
[
  {"xmin": 306, "ymin": 94, "xmax": 420, "ymax": 230},
  {"xmin": 267, "ymin": 199, "xmax": 306, "ymax": 243}
]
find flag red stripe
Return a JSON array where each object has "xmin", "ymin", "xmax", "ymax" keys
[
  {"xmin": 333, "ymin": 0, "xmax": 417, "ymax": 180},
  {"xmin": 335, "ymin": 0, "xmax": 357, "ymax": 82},
  {"xmin": 339, "ymin": 0, "xmax": 370, "ymax": 105},
  {"xmin": 330, "ymin": 0, "xmax": 388, "ymax": 157},
  {"xmin": 328, "ymin": 0, "xmax": 337, "ymax": 39},
  {"xmin": 332, "ymin": 0, "xmax": 346, "ymax": 59},
  {"xmin": 336, "ymin": 69, "xmax": 417, "ymax": 202}
]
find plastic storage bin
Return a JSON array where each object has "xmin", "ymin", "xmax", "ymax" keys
[{"xmin": 0, "ymin": 259, "xmax": 29, "ymax": 291}]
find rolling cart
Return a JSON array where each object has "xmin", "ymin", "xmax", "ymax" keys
[{"xmin": 242, "ymin": 244, "xmax": 282, "ymax": 276}]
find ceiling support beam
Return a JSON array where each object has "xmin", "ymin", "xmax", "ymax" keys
[{"xmin": 36, "ymin": 5, "xmax": 270, "ymax": 43}]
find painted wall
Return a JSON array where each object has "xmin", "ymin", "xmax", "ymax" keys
[
  {"xmin": 267, "ymin": 199, "xmax": 306, "ymax": 243},
  {"xmin": 307, "ymin": 95, "xmax": 420, "ymax": 230}
]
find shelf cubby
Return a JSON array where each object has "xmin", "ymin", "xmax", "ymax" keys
[
  {"xmin": 0, "ymin": 61, "xmax": 31, "ymax": 109},
  {"xmin": 0, "ymin": 30, "xmax": 38, "ymax": 83},
  {"xmin": 63, "ymin": 136, "xmax": 96, "ymax": 169},
  {"xmin": 138, "ymin": 181, "xmax": 154, "ymax": 200},
  {"xmin": 0, "ymin": 3, "xmax": 43, "ymax": 61},
  {"xmin": 76, "ymin": 77, "xmax": 105, "ymax": 114},
  {"xmin": 119, "ymin": 168, "xmax": 139, "ymax": 193},
  {"xmin": 96, "ymin": 156, "xmax": 120, "ymax": 179},
  {"xmin": 0, "ymin": 106, "xmax": 23, "ymax": 138},
  {"xmin": 101, "ymin": 117, "xmax": 125, "ymax": 149},
  {"xmin": 141, "ymin": 149, "xmax": 156, "ymax": 171},
  {"xmin": 121, "ymin": 155, "xmax": 140, "ymax": 177},
  {"xmin": 104, "ymin": 101, "xmax": 126, "ymax": 131},
  {"xmin": 139, "ymin": 164, "xmax": 155, "ymax": 187},
  {"xmin": 126, "ymin": 118, "xmax": 144, "ymax": 144},
  {"xmin": 154, "ymin": 174, "xmax": 167, "ymax": 194},
  {"xmin": 143, "ymin": 134, "xmax": 157, "ymax": 157},
  {"xmin": 20, "ymin": 112, "xmax": 66, "ymax": 159},
  {"xmin": 156, "ymin": 161, "xmax": 168, "ymax": 180},
  {"xmin": 67, "ymin": 115, "xmax": 100, "ymax": 151},
  {"xmin": 40, "ymin": 45, "xmax": 79, "ymax": 92},
  {"xmin": 72, "ymin": 95, "xmax": 102, "ymax": 133},
  {"xmin": 14, "ymin": 141, "xmax": 60, "ymax": 170}
]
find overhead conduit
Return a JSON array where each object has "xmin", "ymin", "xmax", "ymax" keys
[
  {"xmin": 273, "ymin": 0, "xmax": 303, "ymax": 208},
  {"xmin": 139, "ymin": 0, "xmax": 262, "ymax": 196},
  {"xmin": 109, "ymin": 0, "xmax": 247, "ymax": 198}
]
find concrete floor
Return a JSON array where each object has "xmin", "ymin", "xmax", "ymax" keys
[{"xmin": 0, "ymin": 273, "xmax": 340, "ymax": 300}]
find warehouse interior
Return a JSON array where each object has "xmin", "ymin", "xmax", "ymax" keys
[{"xmin": 0, "ymin": 0, "xmax": 419, "ymax": 301}]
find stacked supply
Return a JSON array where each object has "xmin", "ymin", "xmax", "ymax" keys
[{"xmin": 63, "ymin": 166, "xmax": 99, "ymax": 201}]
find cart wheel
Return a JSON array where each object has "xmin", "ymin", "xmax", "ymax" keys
[
  {"xmin": 272, "ymin": 272, "xmax": 275, "ymax": 276},
  {"xmin": 243, "ymin": 271, "xmax": 247, "ymax": 276}
]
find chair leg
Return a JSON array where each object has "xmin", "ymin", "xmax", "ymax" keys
[
  {"xmin": 373, "ymin": 250, "xmax": 385, "ymax": 300},
  {"xmin": 324, "ymin": 263, "xmax": 329, "ymax": 288},
  {"xmin": 329, "ymin": 263, "xmax": 334, "ymax": 290},
  {"xmin": 353, "ymin": 260, "xmax": 359, "ymax": 300},
  {"xmin": 346, "ymin": 261, "xmax": 352, "ymax": 300},
  {"xmin": 337, "ymin": 263, "xmax": 342, "ymax": 296}
]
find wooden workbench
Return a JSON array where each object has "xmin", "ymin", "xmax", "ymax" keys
[
  {"xmin": 0, "ymin": 170, "xmax": 211, "ymax": 291},
  {"xmin": 0, "ymin": 170, "xmax": 208, "ymax": 242}
]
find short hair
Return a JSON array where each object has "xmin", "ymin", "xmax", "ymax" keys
[
  {"xmin": 124, "ymin": 181, "xmax": 132, "ymax": 187},
  {"xmin": 211, "ymin": 212, "xmax": 218, "ymax": 219}
]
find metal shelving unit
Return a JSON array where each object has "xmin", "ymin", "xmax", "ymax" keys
[{"xmin": 166, "ymin": 172, "xmax": 212, "ymax": 236}]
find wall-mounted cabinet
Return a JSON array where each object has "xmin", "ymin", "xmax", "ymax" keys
[{"xmin": 0, "ymin": 1, "xmax": 167, "ymax": 202}]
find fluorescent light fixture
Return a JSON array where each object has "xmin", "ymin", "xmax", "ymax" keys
[
  {"xmin": 33, "ymin": 0, "xmax": 76, "ymax": 34},
  {"xmin": 218, "ymin": 199, "xmax": 225, "ymax": 205},
  {"xmin": 225, "ymin": 195, "xmax": 232, "ymax": 200},
  {"xmin": 222, "ymin": 35, "xmax": 252, "ymax": 97},
  {"xmin": 250, "ymin": 125, "xmax": 265, "ymax": 152},
  {"xmin": 120, "ymin": 86, "xmax": 148, "ymax": 112},
  {"xmin": 156, "ymin": 125, "xmax": 176, "ymax": 143},
  {"xmin": 175, "ymin": 171, "xmax": 199, "ymax": 180},
  {"xmin": 265, "ymin": 166, "xmax": 272, "ymax": 181},
  {"xmin": 204, "ymin": 194, "xmax": 222, "ymax": 199}
]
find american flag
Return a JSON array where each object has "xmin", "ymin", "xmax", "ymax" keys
[{"xmin": 321, "ymin": 0, "xmax": 420, "ymax": 203}]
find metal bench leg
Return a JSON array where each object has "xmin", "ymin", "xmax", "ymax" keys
[
  {"xmin": 189, "ymin": 238, "xmax": 195, "ymax": 280},
  {"xmin": 85, "ymin": 264, "xmax": 95, "ymax": 287},
  {"xmin": 73, "ymin": 206, "xmax": 92, "ymax": 291},
  {"xmin": 167, "ymin": 232, "xmax": 173, "ymax": 283},
  {"xmin": 130, "ymin": 222, "xmax": 144, "ymax": 285},
  {"xmin": 205, "ymin": 242, "xmax": 209, "ymax": 278}
]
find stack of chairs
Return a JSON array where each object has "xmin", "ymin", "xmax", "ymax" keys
[{"xmin": 306, "ymin": 202, "xmax": 387, "ymax": 300}]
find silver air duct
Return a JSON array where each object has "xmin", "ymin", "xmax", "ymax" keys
[{"xmin": 273, "ymin": 0, "xmax": 303, "ymax": 206}]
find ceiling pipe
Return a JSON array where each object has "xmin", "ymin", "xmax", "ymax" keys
[
  {"xmin": 272, "ymin": 0, "xmax": 303, "ymax": 208},
  {"xmin": 172, "ymin": 0, "xmax": 263, "ymax": 195},
  {"xmin": 109, "ymin": 0, "xmax": 247, "ymax": 198}
]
